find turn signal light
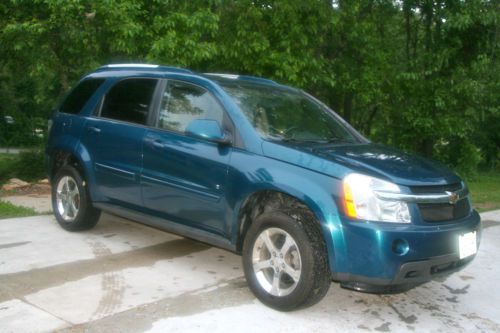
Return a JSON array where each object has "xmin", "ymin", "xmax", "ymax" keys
[{"xmin": 343, "ymin": 181, "xmax": 357, "ymax": 218}]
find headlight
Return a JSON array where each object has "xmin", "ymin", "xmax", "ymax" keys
[{"xmin": 342, "ymin": 173, "xmax": 411, "ymax": 223}]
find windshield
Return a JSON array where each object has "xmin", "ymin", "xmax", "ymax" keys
[{"xmin": 222, "ymin": 83, "xmax": 359, "ymax": 144}]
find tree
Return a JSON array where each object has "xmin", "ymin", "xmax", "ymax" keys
[{"xmin": 0, "ymin": 0, "xmax": 497, "ymax": 175}]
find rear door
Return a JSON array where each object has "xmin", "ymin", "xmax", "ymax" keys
[
  {"xmin": 141, "ymin": 80, "xmax": 232, "ymax": 236},
  {"xmin": 80, "ymin": 78, "xmax": 159, "ymax": 208}
]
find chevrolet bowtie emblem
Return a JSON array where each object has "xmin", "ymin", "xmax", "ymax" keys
[{"xmin": 446, "ymin": 191, "xmax": 459, "ymax": 205}]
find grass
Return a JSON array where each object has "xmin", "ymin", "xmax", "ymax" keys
[
  {"xmin": 467, "ymin": 171, "xmax": 500, "ymax": 212},
  {"xmin": 0, "ymin": 200, "xmax": 38, "ymax": 219}
]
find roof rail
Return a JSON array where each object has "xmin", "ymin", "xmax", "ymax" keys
[
  {"xmin": 204, "ymin": 73, "xmax": 278, "ymax": 86},
  {"xmin": 96, "ymin": 63, "xmax": 193, "ymax": 74}
]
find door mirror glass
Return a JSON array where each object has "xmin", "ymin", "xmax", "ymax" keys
[{"xmin": 185, "ymin": 119, "xmax": 231, "ymax": 145}]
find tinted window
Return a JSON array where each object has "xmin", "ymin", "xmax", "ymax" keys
[
  {"xmin": 100, "ymin": 79, "xmax": 157, "ymax": 125},
  {"xmin": 60, "ymin": 79, "xmax": 105, "ymax": 114},
  {"xmin": 158, "ymin": 81, "xmax": 223, "ymax": 132}
]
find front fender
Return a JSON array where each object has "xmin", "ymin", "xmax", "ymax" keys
[{"xmin": 227, "ymin": 149, "xmax": 348, "ymax": 274}]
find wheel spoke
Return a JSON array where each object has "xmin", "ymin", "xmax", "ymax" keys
[
  {"xmin": 64, "ymin": 177, "xmax": 70, "ymax": 192},
  {"xmin": 280, "ymin": 234, "xmax": 295, "ymax": 255},
  {"xmin": 68, "ymin": 200, "xmax": 75, "ymax": 217},
  {"xmin": 253, "ymin": 259, "xmax": 273, "ymax": 272},
  {"xmin": 283, "ymin": 263, "xmax": 301, "ymax": 282},
  {"xmin": 70, "ymin": 201, "xmax": 78, "ymax": 217},
  {"xmin": 260, "ymin": 229, "xmax": 277, "ymax": 253},
  {"xmin": 63, "ymin": 200, "xmax": 71, "ymax": 218},
  {"xmin": 270, "ymin": 270, "xmax": 282, "ymax": 296},
  {"xmin": 70, "ymin": 186, "xmax": 79, "ymax": 197}
]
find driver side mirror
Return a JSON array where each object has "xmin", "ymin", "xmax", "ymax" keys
[{"xmin": 185, "ymin": 119, "xmax": 232, "ymax": 146}]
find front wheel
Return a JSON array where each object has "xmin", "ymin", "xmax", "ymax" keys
[
  {"xmin": 52, "ymin": 165, "xmax": 101, "ymax": 231},
  {"xmin": 242, "ymin": 211, "xmax": 331, "ymax": 311}
]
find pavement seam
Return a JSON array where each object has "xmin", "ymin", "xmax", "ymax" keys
[{"xmin": 19, "ymin": 296, "xmax": 74, "ymax": 327}]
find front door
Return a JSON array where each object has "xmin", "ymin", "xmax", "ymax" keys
[{"xmin": 141, "ymin": 80, "xmax": 231, "ymax": 236}]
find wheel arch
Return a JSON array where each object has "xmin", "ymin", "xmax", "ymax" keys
[
  {"xmin": 50, "ymin": 151, "xmax": 85, "ymax": 180},
  {"xmin": 49, "ymin": 141, "xmax": 98, "ymax": 201},
  {"xmin": 234, "ymin": 189, "xmax": 333, "ymax": 253}
]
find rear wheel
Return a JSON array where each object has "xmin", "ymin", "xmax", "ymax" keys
[
  {"xmin": 52, "ymin": 165, "xmax": 100, "ymax": 231},
  {"xmin": 242, "ymin": 211, "xmax": 330, "ymax": 311}
]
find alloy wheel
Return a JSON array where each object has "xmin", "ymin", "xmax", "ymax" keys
[
  {"xmin": 251, "ymin": 227, "xmax": 302, "ymax": 297},
  {"xmin": 56, "ymin": 175, "xmax": 80, "ymax": 222}
]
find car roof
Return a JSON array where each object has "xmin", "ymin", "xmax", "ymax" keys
[{"xmin": 86, "ymin": 63, "xmax": 288, "ymax": 89}]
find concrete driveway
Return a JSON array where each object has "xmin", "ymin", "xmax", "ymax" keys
[{"xmin": 0, "ymin": 211, "xmax": 499, "ymax": 333}]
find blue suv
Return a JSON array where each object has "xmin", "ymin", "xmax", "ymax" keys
[{"xmin": 46, "ymin": 64, "xmax": 481, "ymax": 310}]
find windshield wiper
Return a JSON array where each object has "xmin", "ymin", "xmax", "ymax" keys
[
  {"xmin": 270, "ymin": 135, "xmax": 355, "ymax": 145},
  {"xmin": 281, "ymin": 138, "xmax": 327, "ymax": 144},
  {"xmin": 322, "ymin": 138, "xmax": 355, "ymax": 144}
]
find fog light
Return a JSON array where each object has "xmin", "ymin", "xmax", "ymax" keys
[{"xmin": 392, "ymin": 239, "xmax": 409, "ymax": 256}]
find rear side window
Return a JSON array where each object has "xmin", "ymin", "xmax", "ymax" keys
[
  {"xmin": 158, "ymin": 81, "xmax": 223, "ymax": 133},
  {"xmin": 60, "ymin": 79, "xmax": 105, "ymax": 114},
  {"xmin": 100, "ymin": 78, "xmax": 157, "ymax": 125}
]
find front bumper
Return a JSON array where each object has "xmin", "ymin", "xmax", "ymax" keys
[
  {"xmin": 329, "ymin": 210, "xmax": 481, "ymax": 293},
  {"xmin": 335, "ymin": 253, "xmax": 475, "ymax": 293}
]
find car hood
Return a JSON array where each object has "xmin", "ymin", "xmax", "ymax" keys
[{"xmin": 261, "ymin": 142, "xmax": 461, "ymax": 186}]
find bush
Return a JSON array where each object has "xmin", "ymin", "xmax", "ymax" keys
[
  {"xmin": 433, "ymin": 139, "xmax": 482, "ymax": 180},
  {"xmin": 0, "ymin": 154, "xmax": 19, "ymax": 184},
  {"xmin": 13, "ymin": 149, "xmax": 46, "ymax": 182},
  {"xmin": 0, "ymin": 149, "xmax": 46, "ymax": 184}
]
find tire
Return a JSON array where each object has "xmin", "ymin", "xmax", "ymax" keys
[
  {"xmin": 51, "ymin": 165, "xmax": 101, "ymax": 231},
  {"xmin": 242, "ymin": 210, "xmax": 331, "ymax": 311}
]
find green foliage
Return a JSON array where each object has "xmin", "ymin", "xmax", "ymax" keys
[
  {"xmin": 0, "ymin": 0, "xmax": 498, "ymax": 174},
  {"xmin": 0, "ymin": 201, "xmax": 38, "ymax": 219},
  {"xmin": 0, "ymin": 154, "xmax": 19, "ymax": 184},
  {"xmin": 434, "ymin": 140, "xmax": 483, "ymax": 179},
  {"xmin": 14, "ymin": 149, "xmax": 46, "ymax": 182},
  {"xmin": 0, "ymin": 150, "xmax": 46, "ymax": 184},
  {"xmin": 0, "ymin": 115, "xmax": 46, "ymax": 147},
  {"xmin": 468, "ymin": 172, "xmax": 500, "ymax": 212}
]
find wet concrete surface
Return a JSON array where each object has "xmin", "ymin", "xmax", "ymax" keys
[{"xmin": 0, "ymin": 211, "xmax": 499, "ymax": 333}]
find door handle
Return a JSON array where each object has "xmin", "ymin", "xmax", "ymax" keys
[
  {"xmin": 87, "ymin": 126, "xmax": 101, "ymax": 134},
  {"xmin": 151, "ymin": 140, "xmax": 165, "ymax": 149}
]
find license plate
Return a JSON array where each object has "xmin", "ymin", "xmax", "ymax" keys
[{"xmin": 459, "ymin": 231, "xmax": 477, "ymax": 259}]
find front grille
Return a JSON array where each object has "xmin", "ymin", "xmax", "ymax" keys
[
  {"xmin": 410, "ymin": 183, "xmax": 471, "ymax": 222},
  {"xmin": 410, "ymin": 183, "xmax": 462, "ymax": 194},
  {"xmin": 417, "ymin": 199, "xmax": 471, "ymax": 222}
]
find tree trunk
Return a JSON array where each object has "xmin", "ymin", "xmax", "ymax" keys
[
  {"xmin": 342, "ymin": 93, "xmax": 353, "ymax": 123},
  {"xmin": 421, "ymin": 138, "xmax": 434, "ymax": 158}
]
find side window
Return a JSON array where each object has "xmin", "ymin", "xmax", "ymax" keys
[
  {"xmin": 60, "ymin": 79, "xmax": 105, "ymax": 114},
  {"xmin": 158, "ymin": 81, "xmax": 223, "ymax": 132},
  {"xmin": 100, "ymin": 78, "xmax": 157, "ymax": 125}
]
